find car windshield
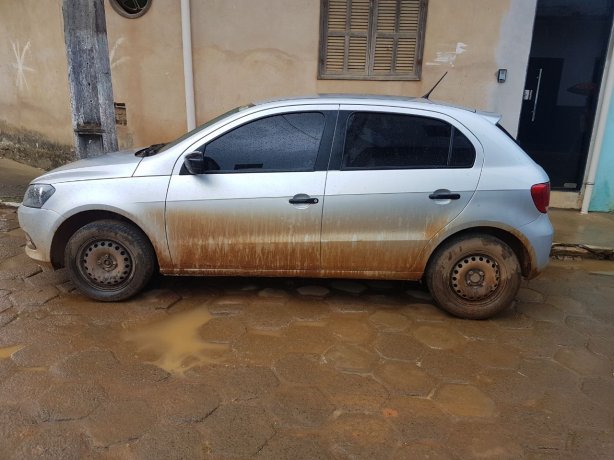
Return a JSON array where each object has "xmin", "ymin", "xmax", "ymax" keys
[{"xmin": 156, "ymin": 104, "xmax": 254, "ymax": 154}]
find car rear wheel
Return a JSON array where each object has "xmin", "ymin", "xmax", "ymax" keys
[
  {"xmin": 65, "ymin": 220, "xmax": 155, "ymax": 301},
  {"xmin": 425, "ymin": 234, "xmax": 521, "ymax": 319}
]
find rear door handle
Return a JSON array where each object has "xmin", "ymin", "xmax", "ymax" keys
[
  {"xmin": 289, "ymin": 195, "xmax": 319, "ymax": 205},
  {"xmin": 429, "ymin": 193, "xmax": 461, "ymax": 200}
]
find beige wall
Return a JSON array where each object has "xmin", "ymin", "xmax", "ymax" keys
[
  {"xmin": 0, "ymin": 0, "xmax": 536, "ymax": 160},
  {"xmin": 105, "ymin": 0, "xmax": 186, "ymax": 149},
  {"xmin": 0, "ymin": 0, "xmax": 72, "ymax": 146},
  {"xmin": 191, "ymin": 0, "xmax": 535, "ymax": 132}
]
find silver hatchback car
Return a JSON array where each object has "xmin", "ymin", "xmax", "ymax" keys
[{"xmin": 18, "ymin": 95, "xmax": 552, "ymax": 319}]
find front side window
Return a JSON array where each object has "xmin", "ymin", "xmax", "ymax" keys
[
  {"xmin": 200, "ymin": 113, "xmax": 325, "ymax": 173},
  {"xmin": 319, "ymin": 0, "xmax": 428, "ymax": 80},
  {"xmin": 342, "ymin": 112, "xmax": 475, "ymax": 169}
]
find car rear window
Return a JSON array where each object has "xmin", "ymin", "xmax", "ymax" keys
[{"xmin": 342, "ymin": 112, "xmax": 476, "ymax": 170}]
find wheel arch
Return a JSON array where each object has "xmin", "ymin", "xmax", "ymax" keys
[
  {"xmin": 422, "ymin": 225, "xmax": 536, "ymax": 280},
  {"xmin": 50, "ymin": 210, "xmax": 159, "ymax": 269}
]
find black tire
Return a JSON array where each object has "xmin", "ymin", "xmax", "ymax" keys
[
  {"xmin": 65, "ymin": 219, "xmax": 155, "ymax": 301},
  {"xmin": 425, "ymin": 234, "xmax": 521, "ymax": 319}
]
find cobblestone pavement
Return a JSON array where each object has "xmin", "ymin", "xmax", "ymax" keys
[{"xmin": 1, "ymin": 205, "xmax": 613, "ymax": 459}]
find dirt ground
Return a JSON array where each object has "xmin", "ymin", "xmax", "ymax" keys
[{"xmin": 1, "ymin": 205, "xmax": 613, "ymax": 459}]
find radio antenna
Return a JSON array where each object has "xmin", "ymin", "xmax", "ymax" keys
[{"xmin": 422, "ymin": 72, "xmax": 448, "ymax": 99}]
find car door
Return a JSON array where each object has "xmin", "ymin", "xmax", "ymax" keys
[
  {"xmin": 165, "ymin": 106, "xmax": 337, "ymax": 272},
  {"xmin": 321, "ymin": 105, "xmax": 483, "ymax": 275}
]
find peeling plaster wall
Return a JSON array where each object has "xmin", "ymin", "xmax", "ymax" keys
[
  {"xmin": 0, "ymin": 0, "xmax": 537, "ymax": 164},
  {"xmin": 0, "ymin": 0, "xmax": 74, "ymax": 165},
  {"xmin": 191, "ymin": 0, "xmax": 535, "ymax": 130},
  {"xmin": 104, "ymin": 0, "xmax": 186, "ymax": 149}
]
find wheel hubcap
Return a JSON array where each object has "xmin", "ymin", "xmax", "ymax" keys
[
  {"xmin": 79, "ymin": 240, "xmax": 133, "ymax": 288},
  {"xmin": 450, "ymin": 254, "xmax": 500, "ymax": 301}
]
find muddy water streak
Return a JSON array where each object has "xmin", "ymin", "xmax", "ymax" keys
[
  {"xmin": 122, "ymin": 307, "xmax": 229, "ymax": 375},
  {"xmin": 0, "ymin": 344, "xmax": 24, "ymax": 358}
]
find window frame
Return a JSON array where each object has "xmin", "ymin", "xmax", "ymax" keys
[
  {"xmin": 318, "ymin": 0, "xmax": 428, "ymax": 81},
  {"xmin": 182, "ymin": 110, "xmax": 338, "ymax": 175},
  {"xmin": 328, "ymin": 110, "xmax": 477, "ymax": 171}
]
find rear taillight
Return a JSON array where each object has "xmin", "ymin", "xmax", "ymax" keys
[{"xmin": 531, "ymin": 182, "xmax": 550, "ymax": 213}]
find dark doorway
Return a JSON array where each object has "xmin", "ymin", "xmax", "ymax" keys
[{"xmin": 517, "ymin": 0, "xmax": 614, "ymax": 190}]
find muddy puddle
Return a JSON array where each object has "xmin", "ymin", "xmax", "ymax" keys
[
  {"xmin": 122, "ymin": 306, "xmax": 230, "ymax": 375},
  {"xmin": 0, "ymin": 344, "xmax": 24, "ymax": 359}
]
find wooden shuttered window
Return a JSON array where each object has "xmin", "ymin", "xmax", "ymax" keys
[{"xmin": 319, "ymin": 0, "xmax": 427, "ymax": 80}]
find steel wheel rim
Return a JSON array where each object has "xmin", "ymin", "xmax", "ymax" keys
[
  {"xmin": 77, "ymin": 239, "xmax": 134, "ymax": 290},
  {"xmin": 450, "ymin": 254, "xmax": 501, "ymax": 301}
]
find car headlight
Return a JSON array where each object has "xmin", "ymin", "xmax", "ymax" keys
[{"xmin": 23, "ymin": 184, "xmax": 56, "ymax": 208}]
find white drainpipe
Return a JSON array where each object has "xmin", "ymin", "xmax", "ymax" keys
[
  {"xmin": 181, "ymin": 0, "xmax": 196, "ymax": 131},
  {"xmin": 581, "ymin": 22, "xmax": 614, "ymax": 214}
]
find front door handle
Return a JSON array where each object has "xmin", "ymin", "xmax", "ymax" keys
[
  {"xmin": 429, "ymin": 193, "xmax": 461, "ymax": 200},
  {"xmin": 289, "ymin": 195, "xmax": 319, "ymax": 205}
]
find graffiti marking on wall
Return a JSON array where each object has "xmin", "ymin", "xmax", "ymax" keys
[
  {"xmin": 11, "ymin": 40, "xmax": 34, "ymax": 91},
  {"xmin": 426, "ymin": 42, "xmax": 468, "ymax": 67},
  {"xmin": 110, "ymin": 37, "xmax": 130, "ymax": 69}
]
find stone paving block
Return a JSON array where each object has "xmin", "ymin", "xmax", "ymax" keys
[
  {"xmin": 412, "ymin": 324, "xmax": 467, "ymax": 350},
  {"xmin": 326, "ymin": 294, "xmax": 375, "ymax": 314},
  {"xmin": 433, "ymin": 384, "xmax": 497, "ymax": 418},
  {"xmin": 243, "ymin": 303, "xmax": 296, "ymax": 330},
  {"xmin": 374, "ymin": 332, "xmax": 428, "ymax": 361},
  {"xmin": 330, "ymin": 280, "xmax": 367, "ymax": 295},
  {"xmin": 446, "ymin": 423, "xmax": 524, "ymax": 459},
  {"xmin": 401, "ymin": 302, "xmax": 449, "ymax": 321},
  {"xmin": 232, "ymin": 331, "xmax": 288, "ymax": 364},
  {"xmin": 35, "ymin": 382, "xmax": 107, "ymax": 421},
  {"xmin": 554, "ymin": 347, "xmax": 612, "ymax": 377},
  {"xmin": 189, "ymin": 365, "xmax": 280, "ymax": 403},
  {"xmin": 256, "ymin": 431, "xmax": 331, "ymax": 459},
  {"xmin": 323, "ymin": 343, "xmax": 378, "ymax": 373},
  {"xmin": 51, "ymin": 349, "xmax": 119, "ymax": 379},
  {"xmin": 518, "ymin": 358, "xmax": 581, "ymax": 393},
  {"xmin": 131, "ymin": 425, "xmax": 207, "ymax": 460},
  {"xmin": 24, "ymin": 268, "xmax": 69, "ymax": 289},
  {"xmin": 516, "ymin": 302, "xmax": 566, "ymax": 322},
  {"xmin": 0, "ymin": 404, "xmax": 38, "ymax": 455},
  {"xmin": 269, "ymin": 386, "xmax": 334, "ymax": 427},
  {"xmin": 567, "ymin": 430, "xmax": 614, "ymax": 460},
  {"xmin": 200, "ymin": 404, "xmax": 275, "ymax": 457},
  {"xmin": 393, "ymin": 442, "xmax": 455, "ymax": 460},
  {"xmin": 374, "ymin": 361, "xmax": 436, "ymax": 397},
  {"xmin": 0, "ymin": 369, "xmax": 56, "ymax": 404},
  {"xmin": 198, "ymin": 316, "xmax": 246, "ymax": 343},
  {"xmin": 10, "ymin": 286, "xmax": 59, "ymax": 309},
  {"xmin": 0, "ymin": 309, "xmax": 17, "ymax": 327},
  {"xmin": 491, "ymin": 308, "xmax": 534, "ymax": 329},
  {"xmin": 13, "ymin": 424, "xmax": 91, "ymax": 459},
  {"xmin": 326, "ymin": 315, "xmax": 375, "ymax": 343},
  {"xmin": 369, "ymin": 310, "xmax": 412, "ymax": 332},
  {"xmin": 317, "ymin": 371, "xmax": 389, "ymax": 412},
  {"xmin": 11, "ymin": 337, "xmax": 80, "ymax": 368},
  {"xmin": 587, "ymin": 336, "xmax": 614, "ymax": 359},
  {"xmin": 126, "ymin": 288, "xmax": 182, "ymax": 310},
  {"xmin": 565, "ymin": 315, "xmax": 614, "ymax": 339},
  {"xmin": 157, "ymin": 383, "xmax": 220, "ymax": 423},
  {"xmin": 0, "ymin": 359, "xmax": 16, "ymax": 383},
  {"xmin": 517, "ymin": 287, "xmax": 546, "ymax": 303},
  {"xmin": 463, "ymin": 341, "xmax": 521, "ymax": 370},
  {"xmin": 581, "ymin": 377, "xmax": 614, "ymax": 408},
  {"xmin": 85, "ymin": 400, "xmax": 156, "ymax": 447},
  {"xmin": 476, "ymin": 368, "xmax": 544, "ymax": 405},
  {"xmin": 386, "ymin": 396, "xmax": 448, "ymax": 443},
  {"xmin": 536, "ymin": 390, "xmax": 613, "ymax": 431},
  {"xmin": 297, "ymin": 285, "xmax": 330, "ymax": 297},
  {"xmin": 325, "ymin": 413, "xmax": 398, "ymax": 460},
  {"xmin": 115, "ymin": 362, "xmax": 170, "ymax": 386},
  {"xmin": 258, "ymin": 288, "xmax": 289, "ymax": 299},
  {"xmin": 0, "ymin": 253, "xmax": 42, "ymax": 280},
  {"xmin": 273, "ymin": 353, "xmax": 327, "ymax": 385},
  {"xmin": 546, "ymin": 295, "xmax": 586, "ymax": 315},
  {"xmin": 278, "ymin": 323, "xmax": 335, "ymax": 354}
]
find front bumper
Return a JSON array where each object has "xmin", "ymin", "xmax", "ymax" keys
[{"xmin": 17, "ymin": 205, "xmax": 62, "ymax": 264}]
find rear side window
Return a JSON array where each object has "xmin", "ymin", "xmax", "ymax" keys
[
  {"xmin": 202, "ymin": 112, "xmax": 325, "ymax": 172},
  {"xmin": 342, "ymin": 112, "xmax": 476, "ymax": 170}
]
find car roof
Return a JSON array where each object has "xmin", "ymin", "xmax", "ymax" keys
[{"xmin": 252, "ymin": 94, "xmax": 501, "ymax": 125}]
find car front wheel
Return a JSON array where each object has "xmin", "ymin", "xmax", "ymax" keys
[
  {"xmin": 65, "ymin": 219, "xmax": 155, "ymax": 301},
  {"xmin": 426, "ymin": 234, "xmax": 521, "ymax": 319}
]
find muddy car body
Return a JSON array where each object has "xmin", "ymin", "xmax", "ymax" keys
[{"xmin": 18, "ymin": 95, "xmax": 553, "ymax": 319}]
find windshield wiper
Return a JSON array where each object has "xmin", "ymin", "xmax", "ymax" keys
[{"xmin": 135, "ymin": 143, "xmax": 166, "ymax": 157}]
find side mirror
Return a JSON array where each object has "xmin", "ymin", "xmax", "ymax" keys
[{"xmin": 183, "ymin": 152, "xmax": 220, "ymax": 175}]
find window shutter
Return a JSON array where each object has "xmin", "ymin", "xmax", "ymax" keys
[
  {"xmin": 372, "ymin": 0, "xmax": 421, "ymax": 76},
  {"xmin": 320, "ymin": 0, "xmax": 427, "ymax": 80}
]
